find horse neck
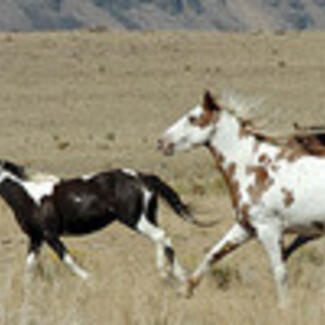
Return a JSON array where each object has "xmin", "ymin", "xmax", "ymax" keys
[
  {"xmin": 0, "ymin": 175, "xmax": 35, "ymax": 220},
  {"xmin": 209, "ymin": 111, "xmax": 258, "ymax": 172}
]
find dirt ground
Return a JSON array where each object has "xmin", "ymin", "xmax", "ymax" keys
[{"xmin": 1, "ymin": 30, "xmax": 325, "ymax": 324}]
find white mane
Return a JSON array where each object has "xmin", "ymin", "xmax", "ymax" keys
[{"xmin": 219, "ymin": 89, "xmax": 265, "ymax": 122}]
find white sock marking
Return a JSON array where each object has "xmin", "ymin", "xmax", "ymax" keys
[
  {"xmin": 25, "ymin": 252, "xmax": 37, "ymax": 271},
  {"xmin": 63, "ymin": 254, "xmax": 89, "ymax": 280}
]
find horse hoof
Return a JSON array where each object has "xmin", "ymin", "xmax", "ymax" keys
[
  {"xmin": 159, "ymin": 270, "xmax": 170, "ymax": 280},
  {"xmin": 79, "ymin": 272, "xmax": 90, "ymax": 281},
  {"xmin": 177, "ymin": 275, "xmax": 202, "ymax": 298},
  {"xmin": 177, "ymin": 280, "xmax": 194, "ymax": 298}
]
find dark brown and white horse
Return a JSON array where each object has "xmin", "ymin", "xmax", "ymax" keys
[
  {"xmin": 0, "ymin": 160, "xmax": 210, "ymax": 281},
  {"xmin": 159, "ymin": 90, "xmax": 325, "ymax": 306}
]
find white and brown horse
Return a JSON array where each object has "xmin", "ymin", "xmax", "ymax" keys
[
  {"xmin": 159, "ymin": 91, "xmax": 325, "ymax": 305},
  {"xmin": 0, "ymin": 160, "xmax": 212, "ymax": 281}
]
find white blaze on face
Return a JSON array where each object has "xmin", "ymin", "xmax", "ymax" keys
[{"xmin": 162, "ymin": 105, "xmax": 215, "ymax": 153}]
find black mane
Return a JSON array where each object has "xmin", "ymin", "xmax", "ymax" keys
[{"xmin": 0, "ymin": 160, "xmax": 27, "ymax": 180}]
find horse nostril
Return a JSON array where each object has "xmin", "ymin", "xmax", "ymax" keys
[
  {"xmin": 157, "ymin": 138, "xmax": 174, "ymax": 155},
  {"xmin": 165, "ymin": 142, "xmax": 175, "ymax": 155},
  {"xmin": 157, "ymin": 139, "xmax": 164, "ymax": 151}
]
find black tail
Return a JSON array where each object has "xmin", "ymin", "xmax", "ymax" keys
[
  {"xmin": 140, "ymin": 174, "xmax": 191, "ymax": 219},
  {"xmin": 140, "ymin": 174, "xmax": 218, "ymax": 228}
]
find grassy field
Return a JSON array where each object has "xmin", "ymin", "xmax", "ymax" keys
[{"xmin": 1, "ymin": 30, "xmax": 325, "ymax": 324}]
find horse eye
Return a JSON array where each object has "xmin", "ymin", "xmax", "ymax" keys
[{"xmin": 188, "ymin": 116, "xmax": 197, "ymax": 125}]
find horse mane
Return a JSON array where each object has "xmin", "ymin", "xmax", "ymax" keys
[
  {"xmin": 219, "ymin": 90, "xmax": 264, "ymax": 125},
  {"xmin": 218, "ymin": 91, "xmax": 287, "ymax": 140},
  {"xmin": 0, "ymin": 160, "xmax": 28, "ymax": 180},
  {"xmin": 217, "ymin": 91, "xmax": 325, "ymax": 155},
  {"xmin": 0, "ymin": 160, "xmax": 59, "ymax": 182},
  {"xmin": 218, "ymin": 90, "xmax": 282, "ymax": 142}
]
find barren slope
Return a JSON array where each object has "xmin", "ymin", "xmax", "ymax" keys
[{"xmin": 2, "ymin": 0, "xmax": 325, "ymax": 31}]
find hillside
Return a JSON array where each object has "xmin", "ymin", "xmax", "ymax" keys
[{"xmin": 1, "ymin": 0, "xmax": 325, "ymax": 31}]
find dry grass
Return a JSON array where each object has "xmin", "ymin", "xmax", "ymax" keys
[{"xmin": 1, "ymin": 30, "xmax": 325, "ymax": 324}]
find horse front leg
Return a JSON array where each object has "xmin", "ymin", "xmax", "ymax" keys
[
  {"xmin": 255, "ymin": 222, "xmax": 288, "ymax": 308},
  {"xmin": 45, "ymin": 235, "xmax": 89, "ymax": 280},
  {"xmin": 181, "ymin": 222, "xmax": 252, "ymax": 298},
  {"xmin": 26, "ymin": 237, "xmax": 43, "ymax": 271}
]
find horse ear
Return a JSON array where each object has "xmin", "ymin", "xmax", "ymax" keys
[{"xmin": 203, "ymin": 91, "xmax": 220, "ymax": 112}]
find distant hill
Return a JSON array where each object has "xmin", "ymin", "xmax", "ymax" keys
[{"xmin": 1, "ymin": 0, "xmax": 325, "ymax": 31}]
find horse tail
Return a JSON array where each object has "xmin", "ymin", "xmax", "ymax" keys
[{"xmin": 140, "ymin": 174, "xmax": 218, "ymax": 228}]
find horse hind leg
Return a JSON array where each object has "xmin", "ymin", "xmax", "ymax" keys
[
  {"xmin": 45, "ymin": 235, "xmax": 89, "ymax": 280},
  {"xmin": 133, "ymin": 188, "xmax": 186, "ymax": 281},
  {"xmin": 136, "ymin": 216, "xmax": 187, "ymax": 281},
  {"xmin": 283, "ymin": 234, "xmax": 320, "ymax": 261},
  {"xmin": 163, "ymin": 237, "xmax": 187, "ymax": 281}
]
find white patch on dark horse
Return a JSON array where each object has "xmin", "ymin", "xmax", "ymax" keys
[
  {"xmin": 22, "ymin": 181, "xmax": 58, "ymax": 205},
  {"xmin": 136, "ymin": 188, "xmax": 186, "ymax": 280},
  {"xmin": 122, "ymin": 168, "xmax": 138, "ymax": 177},
  {"xmin": 0, "ymin": 160, "xmax": 211, "ymax": 281},
  {"xmin": 159, "ymin": 90, "xmax": 325, "ymax": 306}
]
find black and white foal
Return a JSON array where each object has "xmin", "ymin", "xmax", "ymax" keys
[{"xmin": 0, "ymin": 160, "xmax": 204, "ymax": 281}]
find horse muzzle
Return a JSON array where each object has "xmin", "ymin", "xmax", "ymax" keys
[{"xmin": 157, "ymin": 138, "xmax": 175, "ymax": 156}]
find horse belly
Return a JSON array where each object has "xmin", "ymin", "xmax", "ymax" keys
[
  {"xmin": 59, "ymin": 194, "xmax": 116, "ymax": 235},
  {"xmin": 261, "ymin": 174, "xmax": 325, "ymax": 234},
  {"xmin": 283, "ymin": 196, "xmax": 325, "ymax": 234},
  {"xmin": 62, "ymin": 212, "xmax": 115, "ymax": 235}
]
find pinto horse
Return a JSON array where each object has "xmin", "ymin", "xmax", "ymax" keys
[
  {"xmin": 0, "ymin": 160, "xmax": 211, "ymax": 281},
  {"xmin": 159, "ymin": 90, "xmax": 325, "ymax": 305}
]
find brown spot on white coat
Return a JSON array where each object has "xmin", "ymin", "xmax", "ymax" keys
[
  {"xmin": 281, "ymin": 188, "xmax": 294, "ymax": 208},
  {"xmin": 239, "ymin": 203, "xmax": 255, "ymax": 234},
  {"xmin": 246, "ymin": 166, "xmax": 274, "ymax": 203}
]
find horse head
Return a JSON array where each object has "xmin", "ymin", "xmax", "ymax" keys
[{"xmin": 158, "ymin": 91, "xmax": 221, "ymax": 155}]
